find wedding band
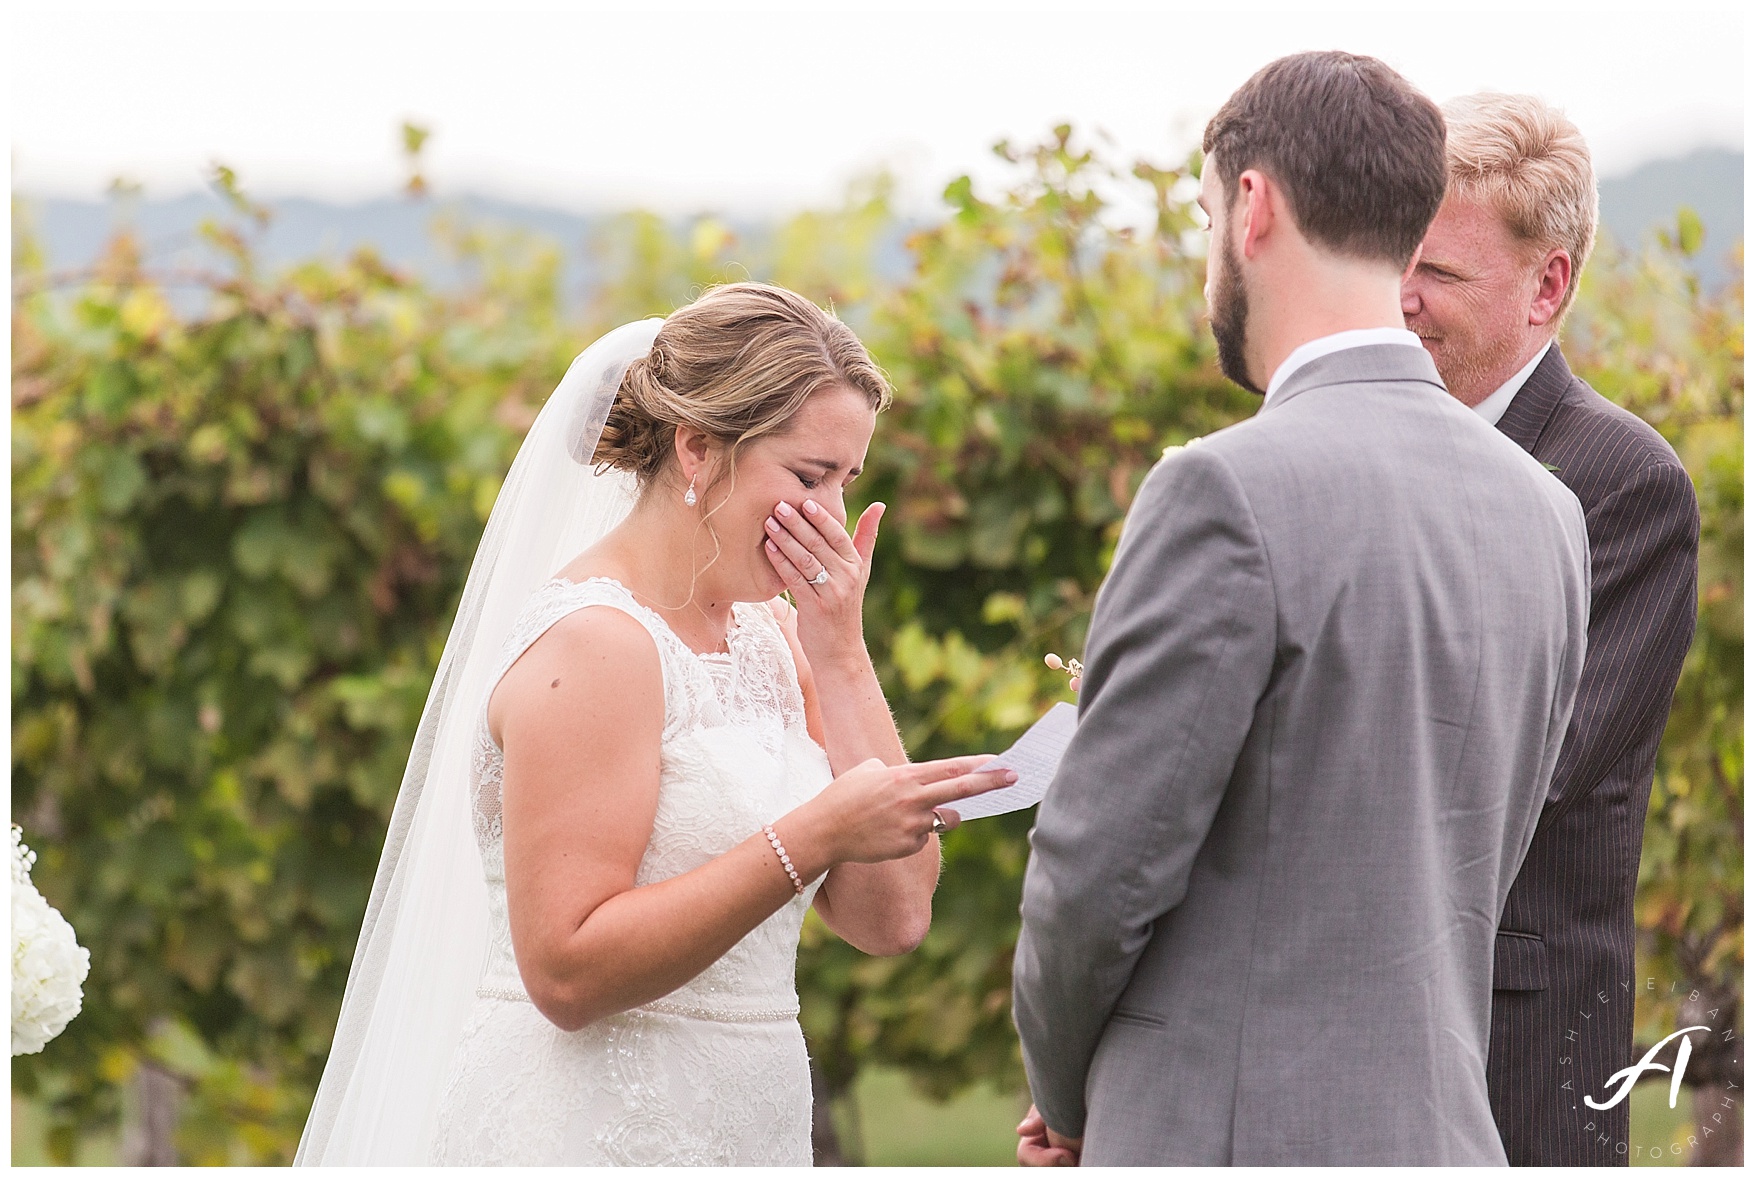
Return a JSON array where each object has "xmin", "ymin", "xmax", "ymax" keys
[
  {"xmin": 931, "ymin": 812, "xmax": 949, "ymax": 835},
  {"xmin": 810, "ymin": 569, "xmax": 830, "ymax": 586}
]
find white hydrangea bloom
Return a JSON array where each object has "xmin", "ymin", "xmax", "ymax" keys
[{"xmin": 12, "ymin": 825, "xmax": 91, "ymax": 1056}]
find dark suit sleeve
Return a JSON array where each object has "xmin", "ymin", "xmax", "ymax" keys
[
  {"xmin": 1012, "ymin": 447, "xmax": 1277, "ymax": 1138},
  {"xmin": 1538, "ymin": 459, "xmax": 1699, "ymax": 832}
]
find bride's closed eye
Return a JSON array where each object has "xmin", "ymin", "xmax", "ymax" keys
[{"xmin": 793, "ymin": 472, "xmax": 821, "ymax": 490}]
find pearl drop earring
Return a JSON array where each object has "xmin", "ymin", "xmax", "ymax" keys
[{"xmin": 683, "ymin": 476, "xmax": 698, "ymax": 507}]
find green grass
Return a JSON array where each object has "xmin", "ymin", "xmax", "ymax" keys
[
  {"xmin": 843, "ymin": 1073, "xmax": 1715, "ymax": 1168},
  {"xmin": 13, "ymin": 1079, "xmax": 1030, "ymax": 1168},
  {"xmin": 15, "ymin": 1076, "xmax": 1719, "ymax": 1166},
  {"xmin": 12, "ymin": 1094, "xmax": 121, "ymax": 1166},
  {"xmin": 847, "ymin": 1068, "xmax": 1027, "ymax": 1166},
  {"xmin": 1630, "ymin": 1081, "xmax": 1717, "ymax": 1166}
]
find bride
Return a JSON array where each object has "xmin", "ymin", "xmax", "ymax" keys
[{"xmin": 295, "ymin": 283, "xmax": 1010, "ymax": 1165}]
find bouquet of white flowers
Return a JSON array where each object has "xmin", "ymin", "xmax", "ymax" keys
[{"xmin": 12, "ymin": 825, "xmax": 90, "ymax": 1056}]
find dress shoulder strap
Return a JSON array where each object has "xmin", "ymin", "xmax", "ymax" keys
[
  {"xmin": 469, "ymin": 577, "xmax": 701, "ymax": 850},
  {"xmin": 487, "ymin": 577, "xmax": 698, "ymax": 741}
]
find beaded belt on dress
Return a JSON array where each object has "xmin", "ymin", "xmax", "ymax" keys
[{"xmin": 476, "ymin": 985, "xmax": 798, "ymax": 1024}]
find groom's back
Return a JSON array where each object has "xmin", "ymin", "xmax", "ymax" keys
[
  {"xmin": 1076, "ymin": 345, "xmax": 1588, "ymax": 1164},
  {"xmin": 1012, "ymin": 51, "xmax": 1590, "ymax": 1166}
]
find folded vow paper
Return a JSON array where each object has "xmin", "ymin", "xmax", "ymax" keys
[{"xmin": 944, "ymin": 701, "xmax": 1078, "ymax": 822}]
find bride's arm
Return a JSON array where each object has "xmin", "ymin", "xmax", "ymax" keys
[
  {"xmin": 771, "ymin": 601, "xmax": 941, "ymax": 957},
  {"xmin": 496, "ymin": 606, "xmax": 1007, "ymax": 1031},
  {"xmin": 761, "ymin": 501, "xmax": 948, "ymax": 958}
]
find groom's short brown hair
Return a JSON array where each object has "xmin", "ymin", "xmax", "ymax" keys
[{"xmin": 1203, "ymin": 51, "xmax": 1446, "ymax": 266}]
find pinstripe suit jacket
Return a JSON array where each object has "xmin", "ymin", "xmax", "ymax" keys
[{"xmin": 1486, "ymin": 345, "xmax": 1699, "ymax": 1165}]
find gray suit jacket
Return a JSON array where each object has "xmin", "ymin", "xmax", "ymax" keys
[{"xmin": 1012, "ymin": 344, "xmax": 1590, "ymax": 1166}]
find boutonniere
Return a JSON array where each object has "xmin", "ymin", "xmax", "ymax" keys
[
  {"xmin": 1542, "ymin": 462, "xmax": 1561, "ymax": 474},
  {"xmin": 1162, "ymin": 435, "xmax": 1206, "ymax": 458}
]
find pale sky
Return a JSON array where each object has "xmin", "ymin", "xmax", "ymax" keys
[{"xmin": 10, "ymin": 1, "xmax": 1748, "ymax": 214}]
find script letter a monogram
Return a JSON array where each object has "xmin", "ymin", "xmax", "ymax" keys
[{"xmin": 1584, "ymin": 1027, "xmax": 1709, "ymax": 1111}]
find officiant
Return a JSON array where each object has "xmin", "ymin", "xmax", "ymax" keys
[{"xmin": 1400, "ymin": 93, "xmax": 1700, "ymax": 1165}]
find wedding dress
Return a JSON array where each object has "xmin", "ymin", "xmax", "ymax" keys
[
  {"xmin": 296, "ymin": 320, "xmax": 836, "ymax": 1165},
  {"xmin": 428, "ymin": 576, "xmax": 832, "ymax": 1165}
]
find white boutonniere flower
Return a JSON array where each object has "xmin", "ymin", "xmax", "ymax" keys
[{"xmin": 1161, "ymin": 434, "xmax": 1205, "ymax": 459}]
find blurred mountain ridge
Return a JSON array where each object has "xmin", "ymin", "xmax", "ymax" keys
[
  {"xmin": 16, "ymin": 148, "xmax": 1743, "ymax": 302},
  {"xmin": 1596, "ymin": 147, "xmax": 1742, "ymax": 281}
]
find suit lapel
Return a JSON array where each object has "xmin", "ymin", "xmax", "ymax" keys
[{"xmin": 1496, "ymin": 344, "xmax": 1572, "ymax": 454}]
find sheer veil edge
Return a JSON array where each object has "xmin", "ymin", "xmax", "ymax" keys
[{"xmin": 294, "ymin": 319, "xmax": 664, "ymax": 1165}]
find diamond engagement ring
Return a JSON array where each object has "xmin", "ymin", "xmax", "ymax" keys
[{"xmin": 810, "ymin": 569, "xmax": 830, "ymax": 586}]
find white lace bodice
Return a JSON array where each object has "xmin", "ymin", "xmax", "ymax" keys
[
  {"xmin": 466, "ymin": 575, "xmax": 832, "ymax": 1022},
  {"xmin": 430, "ymin": 577, "xmax": 831, "ymax": 1164}
]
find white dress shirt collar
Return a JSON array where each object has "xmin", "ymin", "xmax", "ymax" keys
[
  {"xmin": 1471, "ymin": 341, "xmax": 1553, "ymax": 427},
  {"xmin": 1262, "ymin": 327, "xmax": 1426, "ymax": 407}
]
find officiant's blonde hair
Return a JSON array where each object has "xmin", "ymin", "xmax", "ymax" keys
[
  {"xmin": 595, "ymin": 282, "xmax": 891, "ymax": 489},
  {"xmin": 1443, "ymin": 93, "xmax": 1598, "ymax": 314}
]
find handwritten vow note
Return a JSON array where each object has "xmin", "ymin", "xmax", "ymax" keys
[{"xmin": 944, "ymin": 702, "xmax": 1079, "ymax": 822}]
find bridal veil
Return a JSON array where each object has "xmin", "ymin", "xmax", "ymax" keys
[{"xmin": 295, "ymin": 319, "xmax": 664, "ymax": 1164}]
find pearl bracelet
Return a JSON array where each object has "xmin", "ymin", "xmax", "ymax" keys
[{"xmin": 762, "ymin": 824, "xmax": 805, "ymax": 896}]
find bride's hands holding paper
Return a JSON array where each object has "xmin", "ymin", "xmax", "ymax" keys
[
  {"xmin": 763, "ymin": 497, "xmax": 884, "ymax": 666},
  {"xmin": 788, "ymin": 755, "xmax": 1014, "ymax": 865}
]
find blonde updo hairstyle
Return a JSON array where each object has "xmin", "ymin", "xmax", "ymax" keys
[{"xmin": 593, "ymin": 283, "xmax": 891, "ymax": 583}]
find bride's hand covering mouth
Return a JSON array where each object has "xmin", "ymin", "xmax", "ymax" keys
[{"xmin": 763, "ymin": 495, "xmax": 885, "ymax": 666}]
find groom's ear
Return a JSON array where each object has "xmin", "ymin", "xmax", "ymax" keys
[{"xmin": 1237, "ymin": 169, "xmax": 1277, "ymax": 260}]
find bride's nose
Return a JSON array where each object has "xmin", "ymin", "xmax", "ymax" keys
[{"xmin": 815, "ymin": 487, "xmax": 849, "ymax": 527}]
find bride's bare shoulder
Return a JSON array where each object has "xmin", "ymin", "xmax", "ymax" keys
[
  {"xmin": 489, "ymin": 604, "xmax": 663, "ymax": 746},
  {"xmin": 540, "ymin": 602, "xmax": 660, "ymax": 665}
]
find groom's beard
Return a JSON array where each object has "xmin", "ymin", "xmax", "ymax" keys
[{"xmin": 1209, "ymin": 231, "xmax": 1264, "ymax": 397}]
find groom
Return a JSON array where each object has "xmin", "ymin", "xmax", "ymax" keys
[{"xmin": 1012, "ymin": 52, "xmax": 1591, "ymax": 1165}]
